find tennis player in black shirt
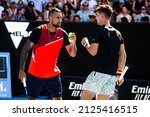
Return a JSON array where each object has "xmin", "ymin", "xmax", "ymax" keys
[{"xmin": 80, "ymin": 4, "xmax": 127, "ymax": 100}]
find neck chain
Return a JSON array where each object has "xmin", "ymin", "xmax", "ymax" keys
[{"xmin": 47, "ymin": 24, "xmax": 58, "ymax": 43}]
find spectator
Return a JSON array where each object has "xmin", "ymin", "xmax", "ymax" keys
[
  {"xmin": 36, "ymin": 14, "xmax": 43, "ymax": 21},
  {"xmin": 113, "ymin": 0, "xmax": 126, "ymax": 22},
  {"xmin": 147, "ymin": 0, "xmax": 150, "ymax": 14},
  {"xmin": 0, "ymin": 0, "xmax": 9, "ymax": 10},
  {"xmin": 132, "ymin": 0, "xmax": 148, "ymax": 14},
  {"xmin": 88, "ymin": 12, "xmax": 96, "ymax": 22},
  {"xmin": 0, "ymin": 3, "xmax": 4, "ymax": 19},
  {"xmin": 62, "ymin": 3, "xmax": 73, "ymax": 22},
  {"xmin": 121, "ymin": 17, "xmax": 129, "ymax": 22},
  {"xmin": 43, "ymin": 2, "xmax": 54, "ymax": 21},
  {"xmin": 113, "ymin": 0, "xmax": 126, "ymax": 16},
  {"xmin": 0, "ymin": 9, "xmax": 11, "ymax": 20},
  {"xmin": 80, "ymin": 0, "xmax": 97, "ymax": 11},
  {"xmin": 141, "ymin": 15, "xmax": 149, "ymax": 22},
  {"xmin": 11, "ymin": 5, "xmax": 26, "ymax": 21},
  {"xmin": 134, "ymin": 6, "xmax": 150, "ymax": 22},
  {"xmin": 113, "ymin": 0, "xmax": 132, "ymax": 22},
  {"xmin": 24, "ymin": 1, "xmax": 39, "ymax": 21},
  {"xmin": 55, "ymin": 0, "xmax": 64, "ymax": 10},
  {"xmin": 72, "ymin": 15, "xmax": 81, "ymax": 22},
  {"xmin": 64, "ymin": 0, "xmax": 79, "ymax": 13},
  {"xmin": 28, "ymin": 0, "xmax": 49, "ymax": 14},
  {"xmin": 116, "ymin": 6, "xmax": 132, "ymax": 22},
  {"xmin": 72, "ymin": 14, "xmax": 81, "ymax": 22},
  {"xmin": 10, "ymin": 0, "xmax": 28, "ymax": 7},
  {"xmin": 7, "ymin": 1, "xmax": 17, "ymax": 19},
  {"xmin": 76, "ymin": 1, "xmax": 94, "ymax": 22}
]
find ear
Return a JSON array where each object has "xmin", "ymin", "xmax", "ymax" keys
[
  {"xmin": 49, "ymin": 15, "xmax": 51, "ymax": 18},
  {"xmin": 48, "ymin": 15, "xmax": 52, "ymax": 20}
]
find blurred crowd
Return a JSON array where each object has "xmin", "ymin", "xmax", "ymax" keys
[{"xmin": 0, "ymin": 0, "xmax": 150, "ymax": 23}]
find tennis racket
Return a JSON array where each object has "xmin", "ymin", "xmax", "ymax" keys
[
  {"xmin": 109, "ymin": 66, "xmax": 129, "ymax": 100},
  {"xmin": 22, "ymin": 78, "xmax": 28, "ymax": 99}
]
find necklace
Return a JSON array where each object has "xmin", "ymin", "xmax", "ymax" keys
[{"xmin": 47, "ymin": 24, "xmax": 58, "ymax": 43}]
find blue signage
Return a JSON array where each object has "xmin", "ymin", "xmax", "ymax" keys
[{"xmin": 0, "ymin": 52, "xmax": 11, "ymax": 98}]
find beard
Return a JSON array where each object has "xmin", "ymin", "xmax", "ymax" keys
[{"xmin": 52, "ymin": 22, "xmax": 61, "ymax": 28}]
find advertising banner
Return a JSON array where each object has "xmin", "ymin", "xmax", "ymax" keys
[
  {"xmin": 62, "ymin": 76, "xmax": 85, "ymax": 100},
  {"xmin": 62, "ymin": 76, "xmax": 150, "ymax": 100},
  {"xmin": 119, "ymin": 79, "xmax": 150, "ymax": 100},
  {"xmin": 0, "ymin": 52, "xmax": 11, "ymax": 98}
]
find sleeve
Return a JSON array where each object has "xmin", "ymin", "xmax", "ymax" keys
[
  {"xmin": 91, "ymin": 27, "xmax": 104, "ymax": 44},
  {"xmin": 117, "ymin": 30, "xmax": 124, "ymax": 44},
  {"xmin": 29, "ymin": 27, "xmax": 42, "ymax": 44},
  {"xmin": 119, "ymin": 34, "xmax": 124, "ymax": 44}
]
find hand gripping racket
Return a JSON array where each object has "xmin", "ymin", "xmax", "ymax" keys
[
  {"xmin": 22, "ymin": 78, "xmax": 28, "ymax": 99},
  {"xmin": 110, "ymin": 66, "xmax": 129, "ymax": 100},
  {"xmin": 119, "ymin": 66, "xmax": 129, "ymax": 80}
]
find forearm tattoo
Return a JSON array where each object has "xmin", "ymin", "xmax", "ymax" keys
[{"xmin": 19, "ymin": 39, "xmax": 33, "ymax": 70}]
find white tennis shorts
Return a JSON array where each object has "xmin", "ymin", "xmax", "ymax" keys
[{"xmin": 82, "ymin": 71, "xmax": 116, "ymax": 96}]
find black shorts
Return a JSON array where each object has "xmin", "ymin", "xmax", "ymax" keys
[{"xmin": 27, "ymin": 73, "xmax": 62, "ymax": 99}]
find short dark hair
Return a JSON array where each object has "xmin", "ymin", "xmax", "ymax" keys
[
  {"xmin": 48, "ymin": 7, "xmax": 61, "ymax": 16},
  {"xmin": 2, "ymin": 10, "xmax": 9, "ymax": 15},
  {"xmin": 141, "ymin": 16, "xmax": 149, "ymax": 22},
  {"xmin": 95, "ymin": 4, "xmax": 113, "ymax": 18},
  {"xmin": 121, "ymin": 17, "xmax": 128, "ymax": 22},
  {"xmin": 73, "ymin": 15, "xmax": 81, "ymax": 19}
]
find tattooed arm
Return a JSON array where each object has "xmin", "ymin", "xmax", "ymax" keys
[
  {"xmin": 18, "ymin": 26, "xmax": 41, "ymax": 81},
  {"xmin": 18, "ymin": 39, "xmax": 34, "ymax": 80}
]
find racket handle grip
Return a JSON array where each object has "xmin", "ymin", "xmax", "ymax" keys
[
  {"xmin": 22, "ymin": 78, "xmax": 27, "ymax": 87},
  {"xmin": 119, "ymin": 66, "xmax": 129, "ymax": 79}
]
